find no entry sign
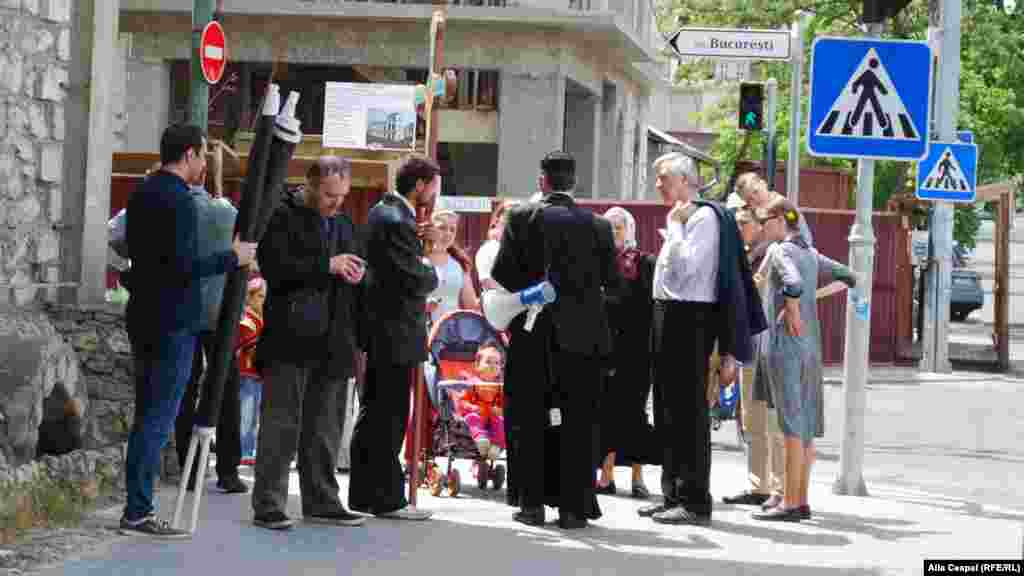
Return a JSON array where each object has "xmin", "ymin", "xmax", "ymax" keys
[{"xmin": 200, "ymin": 21, "xmax": 226, "ymax": 84}]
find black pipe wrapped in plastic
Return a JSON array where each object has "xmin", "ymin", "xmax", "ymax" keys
[
  {"xmin": 255, "ymin": 91, "xmax": 302, "ymax": 242},
  {"xmin": 195, "ymin": 84, "xmax": 280, "ymax": 429}
]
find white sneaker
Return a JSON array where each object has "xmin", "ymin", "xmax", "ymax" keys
[{"xmin": 376, "ymin": 506, "xmax": 432, "ymax": 521}]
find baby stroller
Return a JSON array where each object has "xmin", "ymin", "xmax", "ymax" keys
[{"xmin": 423, "ymin": 310, "xmax": 507, "ymax": 497}]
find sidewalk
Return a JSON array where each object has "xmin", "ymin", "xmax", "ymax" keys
[
  {"xmin": 40, "ymin": 449, "xmax": 1024, "ymax": 576},
  {"xmin": 823, "ymin": 366, "xmax": 1024, "ymax": 386}
]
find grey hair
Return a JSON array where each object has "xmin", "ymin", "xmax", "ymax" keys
[
  {"xmin": 307, "ymin": 155, "xmax": 352, "ymax": 183},
  {"xmin": 653, "ymin": 152, "xmax": 698, "ymax": 183}
]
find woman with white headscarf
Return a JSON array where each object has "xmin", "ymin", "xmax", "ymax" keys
[{"xmin": 595, "ymin": 206, "xmax": 659, "ymax": 499}]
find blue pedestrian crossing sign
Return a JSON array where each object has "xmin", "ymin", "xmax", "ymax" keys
[
  {"xmin": 916, "ymin": 141, "xmax": 978, "ymax": 203},
  {"xmin": 807, "ymin": 37, "xmax": 933, "ymax": 161}
]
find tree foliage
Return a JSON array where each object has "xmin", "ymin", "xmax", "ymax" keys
[{"xmin": 656, "ymin": 0, "xmax": 1024, "ymax": 247}]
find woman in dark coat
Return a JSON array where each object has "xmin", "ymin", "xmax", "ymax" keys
[{"xmin": 595, "ymin": 206, "xmax": 658, "ymax": 498}]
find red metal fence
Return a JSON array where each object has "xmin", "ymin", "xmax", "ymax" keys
[{"xmin": 109, "ymin": 178, "xmax": 911, "ymax": 365}]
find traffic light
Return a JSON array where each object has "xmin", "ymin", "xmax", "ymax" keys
[{"xmin": 739, "ymin": 82, "xmax": 764, "ymax": 131}]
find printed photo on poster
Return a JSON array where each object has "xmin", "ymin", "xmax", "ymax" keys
[{"xmin": 323, "ymin": 82, "xmax": 417, "ymax": 150}]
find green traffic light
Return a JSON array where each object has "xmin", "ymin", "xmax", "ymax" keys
[{"xmin": 744, "ymin": 112, "xmax": 757, "ymax": 127}]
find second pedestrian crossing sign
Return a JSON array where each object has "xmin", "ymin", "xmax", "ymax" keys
[
  {"xmin": 807, "ymin": 37, "xmax": 932, "ymax": 161},
  {"xmin": 916, "ymin": 141, "xmax": 978, "ymax": 203}
]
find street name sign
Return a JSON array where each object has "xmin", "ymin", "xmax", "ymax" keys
[
  {"xmin": 667, "ymin": 27, "xmax": 791, "ymax": 61},
  {"xmin": 436, "ymin": 195, "xmax": 493, "ymax": 213},
  {"xmin": 807, "ymin": 37, "xmax": 932, "ymax": 161},
  {"xmin": 916, "ymin": 141, "xmax": 978, "ymax": 203},
  {"xmin": 200, "ymin": 21, "xmax": 227, "ymax": 84}
]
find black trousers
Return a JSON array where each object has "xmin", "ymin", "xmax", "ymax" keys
[
  {"xmin": 251, "ymin": 362, "xmax": 348, "ymax": 517},
  {"xmin": 515, "ymin": 346, "xmax": 602, "ymax": 519},
  {"xmin": 652, "ymin": 300, "xmax": 715, "ymax": 516},
  {"xmin": 348, "ymin": 358, "xmax": 413, "ymax": 514},
  {"xmin": 174, "ymin": 332, "xmax": 241, "ymax": 481}
]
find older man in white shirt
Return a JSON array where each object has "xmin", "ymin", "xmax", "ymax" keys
[{"xmin": 639, "ymin": 152, "xmax": 739, "ymax": 526}]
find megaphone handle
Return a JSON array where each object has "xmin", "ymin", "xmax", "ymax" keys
[{"xmin": 524, "ymin": 304, "xmax": 541, "ymax": 332}]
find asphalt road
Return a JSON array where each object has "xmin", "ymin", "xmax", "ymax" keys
[{"xmin": 34, "ymin": 370, "xmax": 1024, "ymax": 576}]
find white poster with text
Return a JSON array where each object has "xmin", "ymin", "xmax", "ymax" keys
[{"xmin": 323, "ymin": 82, "xmax": 417, "ymax": 150}]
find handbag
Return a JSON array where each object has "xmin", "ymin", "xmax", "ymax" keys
[{"xmin": 282, "ymin": 288, "xmax": 329, "ymax": 340}]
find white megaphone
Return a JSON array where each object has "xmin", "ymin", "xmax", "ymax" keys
[{"xmin": 482, "ymin": 281, "xmax": 556, "ymax": 332}]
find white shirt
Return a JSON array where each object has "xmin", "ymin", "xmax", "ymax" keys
[
  {"xmin": 475, "ymin": 239, "xmax": 500, "ymax": 282},
  {"xmin": 652, "ymin": 205, "xmax": 720, "ymax": 303},
  {"xmin": 392, "ymin": 192, "xmax": 416, "ymax": 218}
]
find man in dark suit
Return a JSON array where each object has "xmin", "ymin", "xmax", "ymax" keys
[
  {"xmin": 491, "ymin": 151, "xmax": 620, "ymax": 529},
  {"xmin": 121, "ymin": 124, "xmax": 256, "ymax": 538},
  {"xmin": 348, "ymin": 155, "xmax": 440, "ymax": 521}
]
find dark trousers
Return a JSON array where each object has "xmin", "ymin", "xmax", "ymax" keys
[
  {"xmin": 174, "ymin": 332, "xmax": 241, "ymax": 481},
  {"xmin": 251, "ymin": 362, "xmax": 348, "ymax": 517},
  {"xmin": 652, "ymin": 300, "xmax": 715, "ymax": 517},
  {"xmin": 124, "ymin": 329, "xmax": 196, "ymax": 522},
  {"xmin": 515, "ymin": 347, "xmax": 602, "ymax": 519},
  {"xmin": 348, "ymin": 358, "xmax": 413, "ymax": 514}
]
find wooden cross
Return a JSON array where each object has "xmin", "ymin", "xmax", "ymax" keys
[{"xmin": 408, "ymin": 9, "xmax": 447, "ymax": 508}]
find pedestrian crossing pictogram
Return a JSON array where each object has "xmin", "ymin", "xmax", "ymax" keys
[
  {"xmin": 815, "ymin": 48, "xmax": 919, "ymax": 140},
  {"xmin": 919, "ymin": 147, "xmax": 968, "ymax": 192},
  {"xmin": 916, "ymin": 141, "xmax": 978, "ymax": 203},
  {"xmin": 807, "ymin": 37, "xmax": 932, "ymax": 161}
]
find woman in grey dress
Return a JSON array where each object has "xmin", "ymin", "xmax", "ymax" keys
[{"xmin": 752, "ymin": 197, "xmax": 856, "ymax": 522}]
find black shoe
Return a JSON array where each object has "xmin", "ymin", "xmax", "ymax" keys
[
  {"xmin": 652, "ymin": 506, "xmax": 711, "ymax": 526},
  {"xmin": 513, "ymin": 507, "xmax": 545, "ymax": 527},
  {"xmin": 752, "ymin": 506, "xmax": 802, "ymax": 522},
  {"xmin": 557, "ymin": 512, "xmax": 587, "ymax": 530},
  {"xmin": 651, "ymin": 506, "xmax": 711, "ymax": 526},
  {"xmin": 632, "ymin": 483, "xmax": 651, "ymax": 499},
  {"xmin": 306, "ymin": 509, "xmax": 366, "ymax": 527},
  {"xmin": 798, "ymin": 505, "xmax": 811, "ymax": 520},
  {"xmin": 216, "ymin": 476, "xmax": 249, "ymax": 494},
  {"xmin": 254, "ymin": 511, "xmax": 295, "ymax": 530},
  {"xmin": 594, "ymin": 481, "xmax": 616, "ymax": 495},
  {"xmin": 119, "ymin": 515, "xmax": 190, "ymax": 539},
  {"xmin": 722, "ymin": 491, "xmax": 770, "ymax": 506},
  {"xmin": 638, "ymin": 502, "xmax": 668, "ymax": 518}
]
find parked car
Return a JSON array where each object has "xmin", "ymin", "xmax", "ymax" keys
[{"xmin": 912, "ymin": 241, "xmax": 984, "ymax": 323}]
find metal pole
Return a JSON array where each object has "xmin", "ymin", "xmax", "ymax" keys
[
  {"xmin": 764, "ymin": 79, "xmax": 778, "ymax": 189},
  {"xmin": 833, "ymin": 21, "xmax": 881, "ymax": 499},
  {"xmin": 190, "ymin": 0, "xmax": 215, "ymax": 128},
  {"xmin": 786, "ymin": 12, "xmax": 807, "ymax": 205},
  {"xmin": 922, "ymin": 0, "xmax": 959, "ymax": 373}
]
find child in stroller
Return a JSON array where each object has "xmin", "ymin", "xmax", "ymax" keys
[{"xmin": 424, "ymin": 310, "xmax": 507, "ymax": 497}]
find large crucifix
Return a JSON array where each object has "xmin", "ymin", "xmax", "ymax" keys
[{"xmin": 408, "ymin": 9, "xmax": 447, "ymax": 507}]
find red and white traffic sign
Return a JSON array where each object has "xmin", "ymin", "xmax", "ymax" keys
[{"xmin": 199, "ymin": 21, "xmax": 226, "ymax": 84}]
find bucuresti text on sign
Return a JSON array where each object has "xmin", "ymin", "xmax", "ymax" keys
[{"xmin": 667, "ymin": 27, "xmax": 791, "ymax": 61}]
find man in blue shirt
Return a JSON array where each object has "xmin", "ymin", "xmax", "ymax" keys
[{"xmin": 120, "ymin": 124, "xmax": 256, "ymax": 538}]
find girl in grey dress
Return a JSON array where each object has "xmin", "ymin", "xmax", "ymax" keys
[{"xmin": 752, "ymin": 197, "xmax": 856, "ymax": 522}]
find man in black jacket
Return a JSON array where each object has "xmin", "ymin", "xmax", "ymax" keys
[
  {"xmin": 251, "ymin": 156, "xmax": 367, "ymax": 530},
  {"xmin": 491, "ymin": 151, "xmax": 620, "ymax": 529},
  {"xmin": 121, "ymin": 124, "xmax": 256, "ymax": 539},
  {"xmin": 348, "ymin": 155, "xmax": 440, "ymax": 521}
]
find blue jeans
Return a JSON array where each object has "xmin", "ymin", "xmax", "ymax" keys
[
  {"xmin": 123, "ymin": 329, "xmax": 197, "ymax": 522},
  {"xmin": 238, "ymin": 376, "xmax": 262, "ymax": 460}
]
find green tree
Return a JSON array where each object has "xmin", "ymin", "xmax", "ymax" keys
[{"xmin": 656, "ymin": 0, "xmax": 1024, "ymax": 247}]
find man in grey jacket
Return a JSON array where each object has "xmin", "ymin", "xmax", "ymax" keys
[{"xmin": 173, "ymin": 170, "xmax": 248, "ymax": 494}]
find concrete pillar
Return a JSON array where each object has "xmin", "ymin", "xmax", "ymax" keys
[
  {"xmin": 61, "ymin": 0, "xmax": 116, "ymax": 305},
  {"xmin": 562, "ymin": 82, "xmax": 599, "ymax": 198},
  {"xmin": 599, "ymin": 80, "xmax": 621, "ymax": 199},
  {"xmin": 497, "ymin": 70, "xmax": 564, "ymax": 198}
]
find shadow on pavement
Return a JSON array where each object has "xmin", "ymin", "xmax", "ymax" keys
[{"xmin": 46, "ymin": 491, "xmax": 891, "ymax": 576}]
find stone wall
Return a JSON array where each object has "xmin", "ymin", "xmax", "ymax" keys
[
  {"xmin": 0, "ymin": 0, "xmax": 72, "ymax": 307},
  {"xmin": 0, "ymin": 302, "xmax": 128, "ymax": 542}
]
